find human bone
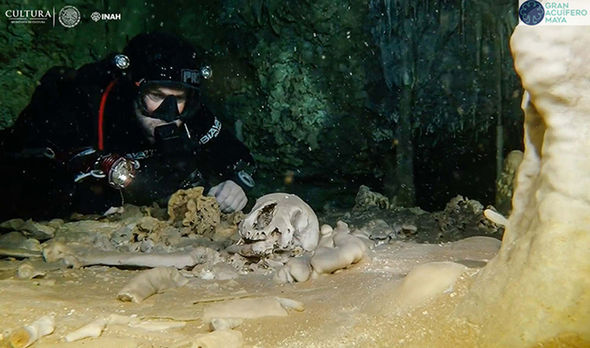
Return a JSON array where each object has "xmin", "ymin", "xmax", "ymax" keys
[
  {"xmin": 65, "ymin": 317, "xmax": 109, "ymax": 342},
  {"xmin": 7, "ymin": 315, "xmax": 54, "ymax": 348},
  {"xmin": 117, "ymin": 267, "xmax": 189, "ymax": 303},
  {"xmin": 310, "ymin": 221, "xmax": 367, "ymax": 275},
  {"xmin": 64, "ymin": 315, "xmax": 185, "ymax": 342},
  {"xmin": 42, "ymin": 240, "xmax": 215, "ymax": 269},
  {"xmin": 483, "ymin": 209, "xmax": 508, "ymax": 227},
  {"xmin": 236, "ymin": 193, "xmax": 319, "ymax": 256},
  {"xmin": 186, "ymin": 329, "xmax": 243, "ymax": 348},
  {"xmin": 16, "ymin": 262, "xmax": 46, "ymax": 280},
  {"xmin": 202, "ymin": 297, "xmax": 289, "ymax": 322},
  {"xmin": 210, "ymin": 318, "xmax": 243, "ymax": 331},
  {"xmin": 274, "ymin": 255, "xmax": 312, "ymax": 283}
]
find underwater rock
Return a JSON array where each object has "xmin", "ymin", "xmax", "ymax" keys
[
  {"xmin": 235, "ymin": 193, "xmax": 319, "ymax": 257},
  {"xmin": 0, "ymin": 219, "xmax": 55, "ymax": 241},
  {"xmin": 0, "ymin": 231, "xmax": 43, "ymax": 258},
  {"xmin": 54, "ymin": 220, "xmax": 124, "ymax": 243},
  {"xmin": 0, "ymin": 231, "xmax": 41, "ymax": 251},
  {"xmin": 353, "ymin": 185, "xmax": 390, "ymax": 210},
  {"xmin": 433, "ymin": 195, "xmax": 501, "ymax": 240},
  {"xmin": 495, "ymin": 149, "xmax": 523, "ymax": 215},
  {"xmin": 167, "ymin": 187, "xmax": 221, "ymax": 236},
  {"xmin": 457, "ymin": 25, "xmax": 590, "ymax": 347},
  {"xmin": 117, "ymin": 267, "xmax": 189, "ymax": 303}
]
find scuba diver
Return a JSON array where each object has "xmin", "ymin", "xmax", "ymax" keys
[{"xmin": 0, "ymin": 32, "xmax": 256, "ymax": 220}]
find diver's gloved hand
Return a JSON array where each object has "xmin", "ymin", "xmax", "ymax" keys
[{"xmin": 207, "ymin": 180, "xmax": 247, "ymax": 213}]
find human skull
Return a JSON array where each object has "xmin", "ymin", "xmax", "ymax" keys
[{"xmin": 237, "ymin": 193, "xmax": 320, "ymax": 256}]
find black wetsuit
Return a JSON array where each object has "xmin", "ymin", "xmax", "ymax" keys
[{"xmin": 0, "ymin": 57, "xmax": 255, "ymax": 220}]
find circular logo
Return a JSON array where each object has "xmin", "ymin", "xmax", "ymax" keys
[
  {"xmin": 90, "ymin": 12, "xmax": 101, "ymax": 22},
  {"xmin": 59, "ymin": 6, "xmax": 81, "ymax": 28},
  {"xmin": 519, "ymin": 0, "xmax": 544, "ymax": 25},
  {"xmin": 200, "ymin": 65, "xmax": 213, "ymax": 80},
  {"xmin": 113, "ymin": 54, "xmax": 130, "ymax": 70}
]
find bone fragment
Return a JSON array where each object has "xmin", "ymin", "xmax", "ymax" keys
[
  {"xmin": 209, "ymin": 318, "xmax": 243, "ymax": 331},
  {"xmin": 65, "ymin": 318, "xmax": 108, "ymax": 342},
  {"xmin": 202, "ymin": 297, "xmax": 288, "ymax": 322},
  {"xmin": 127, "ymin": 319, "xmax": 186, "ymax": 331},
  {"xmin": 117, "ymin": 267, "xmax": 189, "ymax": 303},
  {"xmin": 43, "ymin": 241, "xmax": 210, "ymax": 269},
  {"xmin": 16, "ymin": 262, "xmax": 46, "ymax": 279},
  {"xmin": 64, "ymin": 315, "xmax": 185, "ymax": 342},
  {"xmin": 8, "ymin": 315, "xmax": 55, "ymax": 348},
  {"xmin": 483, "ymin": 209, "xmax": 508, "ymax": 227},
  {"xmin": 275, "ymin": 297, "xmax": 305, "ymax": 312},
  {"xmin": 311, "ymin": 221, "xmax": 367, "ymax": 274},
  {"xmin": 274, "ymin": 255, "xmax": 312, "ymax": 283},
  {"xmin": 184, "ymin": 329, "xmax": 243, "ymax": 348}
]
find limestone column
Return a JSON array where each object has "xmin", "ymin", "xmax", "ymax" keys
[{"xmin": 457, "ymin": 25, "xmax": 590, "ymax": 347}]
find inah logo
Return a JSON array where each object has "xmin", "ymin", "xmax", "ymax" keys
[
  {"xmin": 90, "ymin": 12, "xmax": 101, "ymax": 22},
  {"xmin": 519, "ymin": 0, "xmax": 545, "ymax": 25},
  {"xmin": 90, "ymin": 11, "xmax": 122, "ymax": 22},
  {"xmin": 58, "ymin": 6, "xmax": 80, "ymax": 28}
]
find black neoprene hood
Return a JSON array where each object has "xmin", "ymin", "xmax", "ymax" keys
[{"xmin": 123, "ymin": 32, "xmax": 202, "ymax": 90}]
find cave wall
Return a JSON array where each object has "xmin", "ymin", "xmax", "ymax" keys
[{"xmin": 0, "ymin": 0, "xmax": 523, "ymax": 211}]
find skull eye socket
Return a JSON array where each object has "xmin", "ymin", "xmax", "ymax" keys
[{"xmin": 253, "ymin": 203, "xmax": 277, "ymax": 230}]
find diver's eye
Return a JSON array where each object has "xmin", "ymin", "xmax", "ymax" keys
[{"xmin": 146, "ymin": 92, "xmax": 164, "ymax": 103}]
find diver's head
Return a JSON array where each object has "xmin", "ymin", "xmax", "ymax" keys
[
  {"xmin": 122, "ymin": 32, "xmax": 212, "ymax": 145},
  {"xmin": 123, "ymin": 31, "xmax": 207, "ymax": 92}
]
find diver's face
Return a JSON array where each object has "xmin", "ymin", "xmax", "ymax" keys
[
  {"xmin": 143, "ymin": 86, "xmax": 187, "ymax": 114},
  {"xmin": 137, "ymin": 86, "xmax": 187, "ymax": 144}
]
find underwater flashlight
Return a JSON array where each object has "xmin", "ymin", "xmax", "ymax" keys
[
  {"xmin": 73, "ymin": 152, "xmax": 138, "ymax": 189},
  {"xmin": 98, "ymin": 155, "xmax": 137, "ymax": 189}
]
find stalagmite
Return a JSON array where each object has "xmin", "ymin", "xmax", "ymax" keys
[{"xmin": 457, "ymin": 25, "xmax": 590, "ymax": 347}]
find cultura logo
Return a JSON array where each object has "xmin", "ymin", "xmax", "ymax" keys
[{"xmin": 4, "ymin": 9, "xmax": 53, "ymax": 25}]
